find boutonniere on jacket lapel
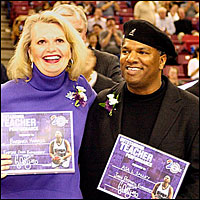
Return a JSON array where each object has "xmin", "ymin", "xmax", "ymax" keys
[
  {"xmin": 99, "ymin": 93, "xmax": 119, "ymax": 116},
  {"xmin": 66, "ymin": 86, "xmax": 87, "ymax": 107}
]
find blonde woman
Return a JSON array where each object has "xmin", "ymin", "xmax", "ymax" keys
[{"xmin": 1, "ymin": 11, "xmax": 96, "ymax": 199}]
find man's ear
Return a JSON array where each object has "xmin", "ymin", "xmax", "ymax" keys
[{"xmin": 159, "ymin": 54, "xmax": 167, "ymax": 70}]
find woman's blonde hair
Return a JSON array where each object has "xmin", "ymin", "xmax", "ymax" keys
[{"xmin": 7, "ymin": 10, "xmax": 89, "ymax": 81}]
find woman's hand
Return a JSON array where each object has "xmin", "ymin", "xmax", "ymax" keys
[{"xmin": 1, "ymin": 154, "xmax": 12, "ymax": 179}]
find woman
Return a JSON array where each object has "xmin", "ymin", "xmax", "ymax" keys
[
  {"xmin": 87, "ymin": 32, "xmax": 101, "ymax": 50},
  {"xmin": 1, "ymin": 11, "xmax": 96, "ymax": 199}
]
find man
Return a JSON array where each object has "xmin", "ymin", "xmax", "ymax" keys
[
  {"xmin": 77, "ymin": 1, "xmax": 95, "ymax": 16},
  {"xmin": 134, "ymin": 1, "xmax": 156, "ymax": 25},
  {"xmin": 49, "ymin": 131, "xmax": 72, "ymax": 168},
  {"xmin": 92, "ymin": 24, "xmax": 103, "ymax": 51},
  {"xmin": 97, "ymin": 1, "xmax": 120, "ymax": 17},
  {"xmin": 174, "ymin": 8, "xmax": 198, "ymax": 37},
  {"xmin": 79, "ymin": 20, "xmax": 199, "ymax": 199},
  {"xmin": 180, "ymin": 1, "xmax": 199, "ymax": 18},
  {"xmin": 99, "ymin": 16, "xmax": 123, "ymax": 56},
  {"xmin": 151, "ymin": 175, "xmax": 174, "ymax": 199},
  {"xmin": 168, "ymin": 4, "xmax": 179, "ymax": 22},
  {"xmin": 87, "ymin": 8, "xmax": 106, "ymax": 33},
  {"xmin": 53, "ymin": 5, "xmax": 123, "ymax": 93},
  {"xmin": 156, "ymin": 7, "xmax": 176, "ymax": 35}
]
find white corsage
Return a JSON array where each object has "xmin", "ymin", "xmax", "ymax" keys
[
  {"xmin": 66, "ymin": 86, "xmax": 87, "ymax": 107},
  {"xmin": 99, "ymin": 92, "xmax": 119, "ymax": 116}
]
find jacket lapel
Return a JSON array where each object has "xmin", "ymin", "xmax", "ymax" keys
[
  {"xmin": 149, "ymin": 81, "xmax": 183, "ymax": 148},
  {"xmin": 110, "ymin": 81, "xmax": 126, "ymax": 140}
]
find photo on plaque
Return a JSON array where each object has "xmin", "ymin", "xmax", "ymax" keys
[
  {"xmin": 98, "ymin": 134, "xmax": 190, "ymax": 199},
  {"xmin": 1, "ymin": 111, "xmax": 75, "ymax": 174}
]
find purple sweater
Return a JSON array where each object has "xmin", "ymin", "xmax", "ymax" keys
[{"xmin": 1, "ymin": 64, "xmax": 96, "ymax": 199}]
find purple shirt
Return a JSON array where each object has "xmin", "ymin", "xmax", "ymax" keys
[{"xmin": 1, "ymin": 64, "xmax": 96, "ymax": 199}]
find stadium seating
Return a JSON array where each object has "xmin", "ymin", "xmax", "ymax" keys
[
  {"xmin": 11, "ymin": 1, "xmax": 29, "ymax": 6},
  {"xmin": 10, "ymin": 5, "xmax": 31, "ymax": 22},
  {"xmin": 117, "ymin": 1, "xmax": 129, "ymax": 9},
  {"xmin": 116, "ymin": 24, "xmax": 124, "ymax": 32},
  {"xmin": 171, "ymin": 34, "xmax": 179, "ymax": 44},
  {"xmin": 177, "ymin": 53, "xmax": 193, "ymax": 76},
  {"xmin": 182, "ymin": 34, "xmax": 199, "ymax": 53},
  {"xmin": 30, "ymin": 1, "xmax": 44, "ymax": 8},
  {"xmin": 187, "ymin": 17, "xmax": 199, "ymax": 31},
  {"xmin": 163, "ymin": 65, "xmax": 186, "ymax": 78},
  {"xmin": 116, "ymin": 8, "xmax": 133, "ymax": 17}
]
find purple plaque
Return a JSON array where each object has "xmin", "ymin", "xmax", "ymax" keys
[
  {"xmin": 1, "ymin": 111, "xmax": 75, "ymax": 174},
  {"xmin": 98, "ymin": 134, "xmax": 190, "ymax": 199}
]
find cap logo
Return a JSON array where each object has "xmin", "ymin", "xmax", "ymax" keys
[{"xmin": 129, "ymin": 28, "xmax": 136, "ymax": 36}]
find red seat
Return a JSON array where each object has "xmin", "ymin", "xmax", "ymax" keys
[
  {"xmin": 114, "ymin": 16, "xmax": 120, "ymax": 24},
  {"xmin": 13, "ymin": 5, "xmax": 30, "ymax": 13},
  {"xmin": 174, "ymin": 43, "xmax": 187, "ymax": 54},
  {"xmin": 176, "ymin": 54, "xmax": 193, "ymax": 75},
  {"xmin": 117, "ymin": 1, "xmax": 129, "ymax": 9},
  {"xmin": 11, "ymin": 5, "xmax": 30, "ymax": 21},
  {"xmin": 117, "ymin": 1, "xmax": 127, "ymax": 6},
  {"xmin": 116, "ymin": 8, "xmax": 133, "ymax": 17},
  {"xmin": 90, "ymin": 1, "xmax": 96, "ymax": 5},
  {"xmin": 122, "ymin": 16, "xmax": 134, "ymax": 23},
  {"xmin": 11, "ymin": 1, "xmax": 29, "ymax": 6},
  {"xmin": 171, "ymin": 34, "xmax": 180, "ymax": 44},
  {"xmin": 182, "ymin": 34, "xmax": 199, "ymax": 42},
  {"xmin": 182, "ymin": 34, "xmax": 199, "ymax": 52},
  {"xmin": 14, "ymin": 5, "xmax": 30, "ymax": 11},
  {"xmin": 192, "ymin": 17, "xmax": 199, "ymax": 30},
  {"xmin": 116, "ymin": 24, "xmax": 124, "ymax": 32},
  {"xmin": 31, "ymin": 1, "xmax": 44, "ymax": 8},
  {"xmin": 119, "ymin": 5, "xmax": 129, "ymax": 9},
  {"xmin": 177, "ymin": 54, "xmax": 193, "ymax": 65}
]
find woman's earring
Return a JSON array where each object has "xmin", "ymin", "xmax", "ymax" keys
[{"xmin": 66, "ymin": 59, "xmax": 74, "ymax": 69}]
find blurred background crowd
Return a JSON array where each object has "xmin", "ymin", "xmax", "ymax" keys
[{"xmin": 1, "ymin": 1, "xmax": 199, "ymax": 86}]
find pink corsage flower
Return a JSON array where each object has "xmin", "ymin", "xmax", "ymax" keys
[{"xmin": 66, "ymin": 86, "xmax": 87, "ymax": 107}]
